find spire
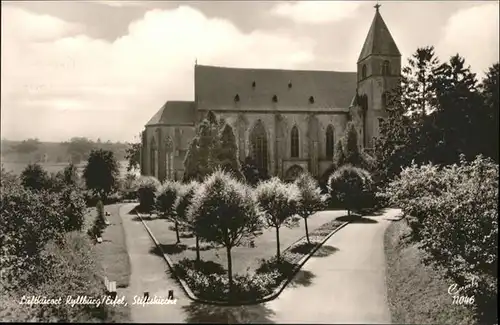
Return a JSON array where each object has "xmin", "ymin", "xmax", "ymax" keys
[{"xmin": 357, "ymin": 4, "xmax": 401, "ymax": 63}]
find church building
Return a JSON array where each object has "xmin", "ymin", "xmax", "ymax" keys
[{"xmin": 140, "ymin": 6, "xmax": 401, "ymax": 182}]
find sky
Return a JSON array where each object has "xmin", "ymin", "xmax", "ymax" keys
[{"xmin": 1, "ymin": 1, "xmax": 499, "ymax": 143}]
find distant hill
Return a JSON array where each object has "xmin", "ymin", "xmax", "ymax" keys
[{"xmin": 0, "ymin": 139, "xmax": 130, "ymax": 164}]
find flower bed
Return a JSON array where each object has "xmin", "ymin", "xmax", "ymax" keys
[{"xmin": 173, "ymin": 219, "xmax": 344, "ymax": 303}]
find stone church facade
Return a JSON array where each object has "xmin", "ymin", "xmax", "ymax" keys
[{"xmin": 141, "ymin": 7, "xmax": 401, "ymax": 182}]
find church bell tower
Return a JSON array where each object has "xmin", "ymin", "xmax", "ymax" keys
[{"xmin": 356, "ymin": 4, "xmax": 401, "ymax": 149}]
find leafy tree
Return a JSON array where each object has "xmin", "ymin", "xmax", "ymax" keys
[
  {"xmin": 65, "ymin": 137, "xmax": 95, "ymax": 164},
  {"xmin": 20, "ymin": 163, "xmax": 49, "ymax": 191},
  {"xmin": 125, "ymin": 138, "xmax": 141, "ymax": 172},
  {"xmin": 374, "ymin": 46, "xmax": 442, "ymax": 184},
  {"xmin": 0, "ymin": 183, "xmax": 86, "ymax": 290},
  {"xmin": 156, "ymin": 181, "xmax": 182, "ymax": 243},
  {"xmin": 183, "ymin": 137, "xmax": 200, "ymax": 182},
  {"xmin": 83, "ymin": 149, "xmax": 119, "ymax": 201},
  {"xmin": 183, "ymin": 111, "xmax": 237, "ymax": 182},
  {"xmin": 342, "ymin": 122, "xmax": 365, "ymax": 167},
  {"xmin": 63, "ymin": 163, "xmax": 79, "ymax": 186},
  {"xmin": 294, "ymin": 172, "xmax": 328, "ymax": 244},
  {"xmin": 175, "ymin": 181, "xmax": 201, "ymax": 261},
  {"xmin": 333, "ymin": 139, "xmax": 346, "ymax": 168},
  {"xmin": 478, "ymin": 63, "xmax": 499, "ymax": 162},
  {"xmin": 90, "ymin": 200, "xmax": 106, "ymax": 238},
  {"xmin": 328, "ymin": 165, "xmax": 373, "ymax": 216},
  {"xmin": 255, "ymin": 177, "xmax": 300, "ymax": 261},
  {"xmin": 187, "ymin": 170, "xmax": 262, "ymax": 293},
  {"xmin": 135, "ymin": 176, "xmax": 160, "ymax": 214},
  {"xmin": 59, "ymin": 187, "xmax": 86, "ymax": 233},
  {"xmin": 241, "ymin": 156, "xmax": 264, "ymax": 186},
  {"xmin": 213, "ymin": 124, "xmax": 244, "ymax": 180},
  {"xmin": 379, "ymin": 156, "xmax": 498, "ymax": 323},
  {"xmin": 0, "ymin": 165, "xmax": 18, "ymax": 189},
  {"xmin": 429, "ymin": 54, "xmax": 483, "ymax": 164}
]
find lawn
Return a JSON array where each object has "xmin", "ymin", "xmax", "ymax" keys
[
  {"xmin": 384, "ymin": 219, "xmax": 477, "ymax": 325},
  {"xmin": 144, "ymin": 210, "xmax": 346, "ymax": 276},
  {"xmin": 84, "ymin": 203, "xmax": 131, "ymax": 289}
]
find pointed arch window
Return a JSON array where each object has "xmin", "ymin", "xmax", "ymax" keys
[
  {"xmin": 382, "ymin": 60, "xmax": 391, "ymax": 75},
  {"xmin": 381, "ymin": 92, "xmax": 388, "ymax": 108},
  {"xmin": 291, "ymin": 125, "xmax": 299, "ymax": 158},
  {"xmin": 250, "ymin": 120, "xmax": 268, "ymax": 174},
  {"xmin": 361, "ymin": 64, "xmax": 367, "ymax": 79},
  {"xmin": 150, "ymin": 137, "xmax": 157, "ymax": 177},
  {"xmin": 326, "ymin": 125, "xmax": 335, "ymax": 159}
]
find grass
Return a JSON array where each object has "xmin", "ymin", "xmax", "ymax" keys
[
  {"xmin": 145, "ymin": 210, "xmax": 346, "ymax": 276},
  {"xmin": 384, "ymin": 219, "xmax": 477, "ymax": 325},
  {"xmin": 84, "ymin": 203, "xmax": 131, "ymax": 289}
]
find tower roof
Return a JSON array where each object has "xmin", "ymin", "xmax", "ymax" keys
[{"xmin": 357, "ymin": 5, "xmax": 401, "ymax": 63}]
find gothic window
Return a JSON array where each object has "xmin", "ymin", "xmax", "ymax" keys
[
  {"xmin": 382, "ymin": 60, "xmax": 391, "ymax": 75},
  {"xmin": 381, "ymin": 92, "xmax": 390, "ymax": 108},
  {"xmin": 326, "ymin": 125, "xmax": 335, "ymax": 159},
  {"xmin": 250, "ymin": 120, "xmax": 268, "ymax": 174},
  {"xmin": 291, "ymin": 125, "xmax": 299, "ymax": 158},
  {"xmin": 361, "ymin": 64, "xmax": 367, "ymax": 79},
  {"xmin": 150, "ymin": 137, "xmax": 157, "ymax": 177}
]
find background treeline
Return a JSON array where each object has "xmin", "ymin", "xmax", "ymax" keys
[{"xmin": 1, "ymin": 137, "xmax": 129, "ymax": 165}]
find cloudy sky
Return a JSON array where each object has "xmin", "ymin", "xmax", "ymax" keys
[{"xmin": 1, "ymin": 1, "xmax": 498, "ymax": 143}]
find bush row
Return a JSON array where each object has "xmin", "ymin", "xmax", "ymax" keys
[{"xmin": 379, "ymin": 155, "xmax": 498, "ymax": 323}]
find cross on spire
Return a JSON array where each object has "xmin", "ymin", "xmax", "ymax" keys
[{"xmin": 374, "ymin": 2, "xmax": 381, "ymax": 11}]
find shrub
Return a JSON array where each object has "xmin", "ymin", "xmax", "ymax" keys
[
  {"xmin": 0, "ymin": 232, "xmax": 126, "ymax": 322},
  {"xmin": 379, "ymin": 155, "xmax": 498, "ymax": 323},
  {"xmin": 89, "ymin": 200, "xmax": 106, "ymax": 238},
  {"xmin": 255, "ymin": 177, "xmax": 301, "ymax": 260},
  {"xmin": 0, "ymin": 183, "xmax": 86, "ymax": 291},
  {"xmin": 187, "ymin": 170, "xmax": 262, "ymax": 294},
  {"xmin": 135, "ymin": 176, "xmax": 160, "ymax": 214},
  {"xmin": 328, "ymin": 165, "xmax": 373, "ymax": 216}
]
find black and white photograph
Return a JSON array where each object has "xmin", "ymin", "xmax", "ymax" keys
[{"xmin": 1, "ymin": 0, "xmax": 498, "ymax": 323}]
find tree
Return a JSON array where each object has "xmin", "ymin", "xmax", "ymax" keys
[
  {"xmin": 183, "ymin": 111, "xmax": 235, "ymax": 182},
  {"xmin": 241, "ymin": 156, "xmax": 264, "ymax": 186},
  {"xmin": 135, "ymin": 176, "xmax": 161, "ymax": 214},
  {"xmin": 328, "ymin": 165, "xmax": 373, "ymax": 216},
  {"xmin": 156, "ymin": 181, "xmax": 182, "ymax": 243},
  {"xmin": 294, "ymin": 172, "xmax": 328, "ymax": 244},
  {"xmin": 478, "ymin": 63, "xmax": 499, "ymax": 162},
  {"xmin": 20, "ymin": 163, "xmax": 49, "ymax": 191},
  {"xmin": 65, "ymin": 137, "xmax": 95, "ymax": 164},
  {"xmin": 83, "ymin": 149, "xmax": 119, "ymax": 201},
  {"xmin": 213, "ymin": 124, "xmax": 244, "ymax": 180},
  {"xmin": 0, "ymin": 183, "xmax": 84, "ymax": 290},
  {"xmin": 342, "ymin": 122, "xmax": 364, "ymax": 167},
  {"xmin": 429, "ymin": 54, "xmax": 482, "ymax": 164},
  {"xmin": 374, "ymin": 46, "xmax": 442, "ymax": 184},
  {"xmin": 333, "ymin": 139, "xmax": 346, "ymax": 168},
  {"xmin": 63, "ymin": 163, "xmax": 79, "ymax": 186},
  {"xmin": 125, "ymin": 138, "xmax": 141, "ymax": 172},
  {"xmin": 1, "ymin": 165, "xmax": 18, "ymax": 189},
  {"xmin": 175, "ymin": 181, "xmax": 201, "ymax": 261},
  {"xmin": 187, "ymin": 170, "xmax": 262, "ymax": 294},
  {"xmin": 255, "ymin": 177, "xmax": 300, "ymax": 261},
  {"xmin": 90, "ymin": 200, "xmax": 106, "ymax": 238},
  {"xmin": 13, "ymin": 138, "xmax": 40, "ymax": 154},
  {"xmin": 183, "ymin": 137, "xmax": 200, "ymax": 182}
]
